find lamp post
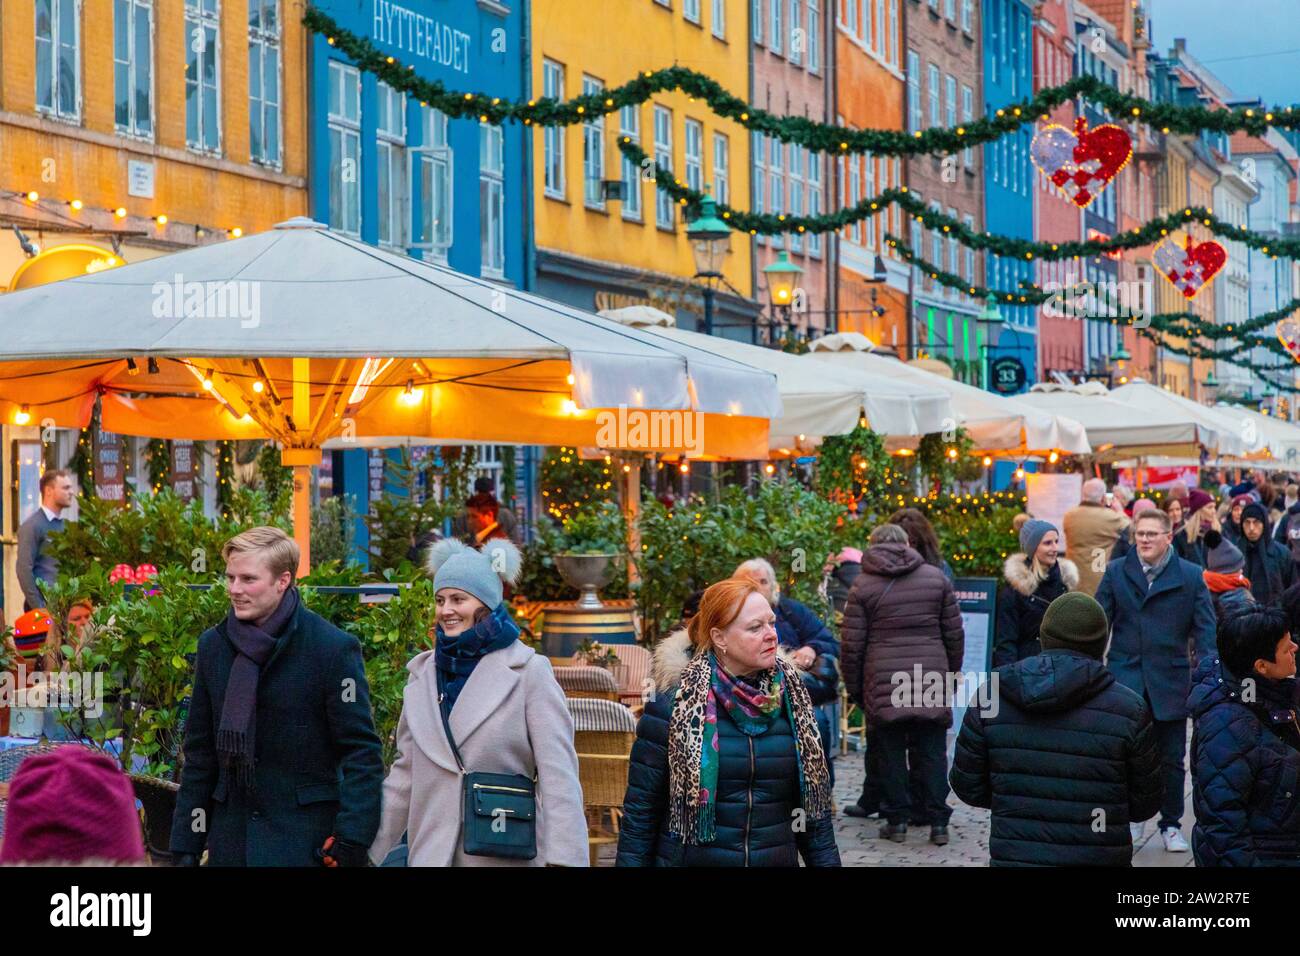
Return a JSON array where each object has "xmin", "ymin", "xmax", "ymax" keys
[
  {"xmin": 1201, "ymin": 368, "xmax": 1219, "ymax": 405},
  {"xmin": 1109, "ymin": 342, "xmax": 1132, "ymax": 386},
  {"xmin": 762, "ymin": 250, "xmax": 805, "ymax": 347},
  {"xmin": 686, "ymin": 190, "xmax": 732, "ymax": 337},
  {"xmin": 974, "ymin": 293, "xmax": 1002, "ymax": 391}
]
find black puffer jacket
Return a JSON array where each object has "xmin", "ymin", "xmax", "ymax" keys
[
  {"xmin": 950, "ymin": 649, "xmax": 1161, "ymax": 866},
  {"xmin": 615, "ymin": 632, "xmax": 840, "ymax": 867},
  {"xmin": 994, "ymin": 555, "xmax": 1079, "ymax": 667},
  {"xmin": 1189, "ymin": 657, "xmax": 1300, "ymax": 866}
]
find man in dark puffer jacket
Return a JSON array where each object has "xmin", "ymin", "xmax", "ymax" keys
[
  {"xmin": 1189, "ymin": 605, "xmax": 1300, "ymax": 866},
  {"xmin": 951, "ymin": 592, "xmax": 1161, "ymax": 865},
  {"xmin": 614, "ymin": 630, "xmax": 841, "ymax": 867}
]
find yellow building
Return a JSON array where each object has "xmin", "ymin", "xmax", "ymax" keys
[
  {"xmin": 0, "ymin": 0, "xmax": 308, "ymax": 288},
  {"xmin": 531, "ymin": 0, "xmax": 756, "ymax": 335}
]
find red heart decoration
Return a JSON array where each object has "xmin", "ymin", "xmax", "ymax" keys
[
  {"xmin": 1278, "ymin": 318, "xmax": 1300, "ymax": 364},
  {"xmin": 1031, "ymin": 118, "xmax": 1133, "ymax": 209},
  {"xmin": 1154, "ymin": 236, "xmax": 1227, "ymax": 300}
]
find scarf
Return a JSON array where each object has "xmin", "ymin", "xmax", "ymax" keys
[
  {"xmin": 666, "ymin": 650, "xmax": 830, "ymax": 846},
  {"xmin": 1203, "ymin": 570, "xmax": 1251, "ymax": 594},
  {"xmin": 218, "ymin": 587, "xmax": 300, "ymax": 792},
  {"xmin": 434, "ymin": 602, "xmax": 520, "ymax": 716}
]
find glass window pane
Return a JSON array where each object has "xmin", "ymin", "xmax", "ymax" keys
[
  {"xmin": 264, "ymin": 0, "xmax": 277, "ymax": 34},
  {"xmin": 115, "ymin": 63, "xmax": 130, "ymax": 127},
  {"xmin": 328, "ymin": 64, "xmax": 340, "ymax": 116},
  {"xmin": 266, "ymin": 105, "xmax": 278, "ymax": 162},
  {"xmin": 186, "ymin": 79, "xmax": 198, "ymax": 143},
  {"xmin": 329, "ymin": 128, "xmax": 343, "ymax": 227},
  {"xmin": 135, "ymin": 5, "xmax": 152, "ymax": 132},
  {"xmin": 114, "ymin": 1, "xmax": 130, "ymax": 61},
  {"xmin": 378, "ymin": 144, "xmax": 391, "ymax": 243},
  {"xmin": 249, "ymin": 44, "xmax": 261, "ymax": 100},
  {"xmin": 248, "ymin": 0, "xmax": 260, "ymax": 30},
  {"xmin": 265, "ymin": 47, "xmax": 279, "ymax": 105}
]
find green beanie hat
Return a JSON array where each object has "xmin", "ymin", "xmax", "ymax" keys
[{"xmin": 1039, "ymin": 592, "xmax": 1110, "ymax": 660}]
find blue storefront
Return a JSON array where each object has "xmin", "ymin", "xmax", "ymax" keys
[{"xmin": 307, "ymin": 0, "xmax": 531, "ymax": 561}]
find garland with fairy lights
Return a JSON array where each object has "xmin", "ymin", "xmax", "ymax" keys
[
  {"xmin": 145, "ymin": 438, "xmax": 171, "ymax": 495},
  {"xmin": 215, "ymin": 440, "xmax": 236, "ymax": 518},
  {"xmin": 302, "ymin": 7, "xmax": 1300, "ymax": 157}
]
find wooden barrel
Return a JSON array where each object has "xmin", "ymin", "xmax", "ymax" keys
[{"xmin": 540, "ymin": 604, "xmax": 637, "ymax": 658}]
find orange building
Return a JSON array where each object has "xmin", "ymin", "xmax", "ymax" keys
[{"xmin": 833, "ymin": 0, "xmax": 908, "ymax": 350}]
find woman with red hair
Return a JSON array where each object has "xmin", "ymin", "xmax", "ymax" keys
[{"xmin": 616, "ymin": 578, "xmax": 839, "ymax": 867}]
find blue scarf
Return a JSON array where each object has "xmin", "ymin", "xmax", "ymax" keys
[{"xmin": 434, "ymin": 603, "xmax": 520, "ymax": 715}]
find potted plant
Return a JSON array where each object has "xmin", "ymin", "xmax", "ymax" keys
[
  {"xmin": 573, "ymin": 640, "xmax": 626, "ymax": 687},
  {"xmin": 552, "ymin": 503, "xmax": 628, "ymax": 609}
]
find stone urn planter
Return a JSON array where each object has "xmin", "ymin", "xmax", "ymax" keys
[{"xmin": 554, "ymin": 553, "xmax": 618, "ymax": 609}]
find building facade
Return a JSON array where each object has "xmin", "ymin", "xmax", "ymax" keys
[
  {"xmin": 835, "ymin": 0, "xmax": 908, "ymax": 350},
  {"xmin": 531, "ymin": 0, "xmax": 756, "ymax": 338},
  {"xmin": 905, "ymin": 0, "xmax": 986, "ymax": 384},
  {"xmin": 752, "ymin": 0, "xmax": 834, "ymax": 342}
]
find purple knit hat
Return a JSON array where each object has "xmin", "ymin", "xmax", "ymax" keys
[{"xmin": 0, "ymin": 746, "xmax": 145, "ymax": 864}]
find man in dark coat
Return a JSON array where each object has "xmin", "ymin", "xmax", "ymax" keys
[
  {"xmin": 951, "ymin": 592, "xmax": 1161, "ymax": 865},
  {"xmin": 1095, "ymin": 508, "xmax": 1217, "ymax": 854},
  {"xmin": 170, "ymin": 527, "xmax": 384, "ymax": 866},
  {"xmin": 841, "ymin": 523, "xmax": 964, "ymax": 845},
  {"xmin": 15, "ymin": 469, "xmax": 74, "ymax": 612},
  {"xmin": 1189, "ymin": 604, "xmax": 1300, "ymax": 866},
  {"xmin": 1239, "ymin": 502, "xmax": 1293, "ymax": 606}
]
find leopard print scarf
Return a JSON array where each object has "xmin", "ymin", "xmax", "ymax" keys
[{"xmin": 667, "ymin": 651, "xmax": 832, "ymax": 845}]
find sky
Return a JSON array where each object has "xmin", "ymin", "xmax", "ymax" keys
[{"xmin": 1147, "ymin": 0, "xmax": 1300, "ymax": 106}]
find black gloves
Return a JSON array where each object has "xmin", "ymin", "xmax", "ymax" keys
[{"xmin": 315, "ymin": 835, "xmax": 370, "ymax": 867}]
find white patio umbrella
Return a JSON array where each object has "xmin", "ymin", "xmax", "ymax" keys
[
  {"xmin": 805, "ymin": 332, "xmax": 1090, "ymax": 456},
  {"xmin": 1213, "ymin": 403, "xmax": 1300, "ymax": 465},
  {"xmin": 0, "ymin": 218, "xmax": 782, "ymax": 571},
  {"xmin": 599, "ymin": 308, "xmax": 956, "ymax": 453},
  {"xmin": 1106, "ymin": 382, "xmax": 1252, "ymax": 459}
]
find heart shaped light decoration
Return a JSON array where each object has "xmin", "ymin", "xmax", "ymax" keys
[
  {"xmin": 1031, "ymin": 116, "xmax": 1133, "ymax": 209},
  {"xmin": 1153, "ymin": 235, "xmax": 1227, "ymax": 300},
  {"xmin": 1277, "ymin": 316, "xmax": 1300, "ymax": 363}
]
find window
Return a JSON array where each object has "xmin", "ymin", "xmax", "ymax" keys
[
  {"xmin": 713, "ymin": 0, "xmax": 726, "ymax": 37},
  {"xmin": 413, "ymin": 106, "xmax": 452, "ymax": 260},
  {"xmin": 185, "ymin": 0, "xmax": 220, "ymax": 152},
  {"xmin": 848, "ymin": 152, "xmax": 860, "ymax": 244},
  {"xmin": 930, "ymin": 201, "xmax": 942, "ymax": 280},
  {"xmin": 480, "ymin": 124, "xmax": 505, "ymax": 278},
  {"xmin": 753, "ymin": 132, "xmax": 766, "ymax": 218},
  {"xmin": 684, "ymin": 119, "xmax": 704, "ymax": 193},
  {"xmin": 771, "ymin": 0, "xmax": 783, "ymax": 53},
  {"xmin": 963, "ymin": 214, "xmax": 975, "ymax": 286},
  {"xmin": 685, "ymin": 0, "xmax": 701, "ymax": 23},
  {"xmin": 892, "ymin": 158, "xmax": 901, "ymax": 236},
  {"xmin": 770, "ymin": 137, "xmax": 785, "ymax": 224},
  {"xmin": 248, "ymin": 0, "xmax": 280, "ymax": 166},
  {"xmin": 807, "ymin": 153, "xmax": 822, "ymax": 256},
  {"xmin": 713, "ymin": 132, "xmax": 729, "ymax": 205},
  {"xmin": 947, "ymin": 207, "xmax": 959, "ymax": 298},
  {"xmin": 844, "ymin": 0, "xmax": 856, "ymax": 35},
  {"xmin": 582, "ymin": 76, "xmax": 605, "ymax": 209},
  {"xmin": 376, "ymin": 82, "xmax": 407, "ymax": 249},
  {"xmin": 654, "ymin": 106, "xmax": 674, "ymax": 229},
  {"xmin": 36, "ymin": 0, "xmax": 80, "ymax": 121},
  {"xmin": 961, "ymin": 84, "xmax": 973, "ymax": 168},
  {"xmin": 945, "ymin": 75, "xmax": 956, "ymax": 132},
  {"xmin": 327, "ymin": 61, "xmax": 361, "ymax": 237},
  {"xmin": 808, "ymin": 0, "xmax": 821, "ymax": 72},
  {"xmin": 114, "ymin": 0, "xmax": 152, "ymax": 137},
  {"xmin": 620, "ymin": 106, "xmax": 642, "ymax": 221},
  {"xmin": 961, "ymin": 0, "xmax": 972, "ymax": 32},
  {"xmin": 789, "ymin": 0, "xmax": 802, "ymax": 64},
  {"xmin": 790, "ymin": 146, "xmax": 804, "ymax": 253},
  {"xmin": 887, "ymin": 0, "xmax": 898, "ymax": 66},
  {"xmin": 543, "ymin": 60, "xmax": 565, "ymax": 198},
  {"xmin": 910, "ymin": 216, "xmax": 923, "ymax": 284},
  {"xmin": 753, "ymin": 0, "xmax": 763, "ymax": 41},
  {"xmin": 945, "ymin": 0, "xmax": 955, "ymax": 20},
  {"xmin": 864, "ymin": 154, "xmax": 875, "ymax": 249},
  {"xmin": 906, "ymin": 50, "xmax": 921, "ymax": 133},
  {"xmin": 928, "ymin": 64, "xmax": 940, "ymax": 128},
  {"xmin": 875, "ymin": 0, "xmax": 885, "ymax": 55}
]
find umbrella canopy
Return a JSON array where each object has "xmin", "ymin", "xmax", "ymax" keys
[
  {"xmin": 598, "ymin": 309, "xmax": 955, "ymax": 452},
  {"xmin": 805, "ymin": 333, "xmax": 1090, "ymax": 456},
  {"xmin": 1212, "ymin": 403, "xmax": 1300, "ymax": 465},
  {"xmin": 1021, "ymin": 381, "xmax": 1247, "ymax": 461},
  {"xmin": 1106, "ymin": 382, "xmax": 1252, "ymax": 459}
]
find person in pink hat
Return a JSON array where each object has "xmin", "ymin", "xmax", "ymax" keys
[{"xmin": 0, "ymin": 746, "xmax": 145, "ymax": 865}]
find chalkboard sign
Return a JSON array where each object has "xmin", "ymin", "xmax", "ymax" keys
[
  {"xmin": 94, "ymin": 429, "xmax": 125, "ymax": 503},
  {"xmin": 171, "ymin": 440, "xmax": 196, "ymax": 502}
]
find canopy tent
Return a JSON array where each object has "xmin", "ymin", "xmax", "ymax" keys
[
  {"xmin": 0, "ymin": 218, "xmax": 783, "ymax": 572},
  {"xmin": 1212, "ymin": 403, "xmax": 1300, "ymax": 465},
  {"xmin": 804, "ymin": 332, "xmax": 1090, "ymax": 457},
  {"xmin": 1106, "ymin": 382, "xmax": 1253, "ymax": 460},
  {"xmin": 599, "ymin": 308, "xmax": 956, "ymax": 453},
  {"xmin": 1021, "ymin": 381, "xmax": 1250, "ymax": 461}
]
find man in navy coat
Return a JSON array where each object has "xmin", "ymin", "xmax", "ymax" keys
[
  {"xmin": 170, "ymin": 527, "xmax": 383, "ymax": 866},
  {"xmin": 1096, "ymin": 508, "xmax": 1216, "ymax": 854}
]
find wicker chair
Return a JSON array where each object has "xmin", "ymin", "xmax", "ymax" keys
[
  {"xmin": 566, "ymin": 697, "xmax": 636, "ymax": 865},
  {"xmin": 553, "ymin": 665, "xmax": 619, "ymax": 702},
  {"xmin": 566, "ymin": 697, "xmax": 637, "ymax": 755},
  {"xmin": 132, "ymin": 774, "xmax": 180, "ymax": 863}
]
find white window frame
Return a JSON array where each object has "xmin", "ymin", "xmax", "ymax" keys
[
  {"xmin": 36, "ymin": 0, "xmax": 82, "ymax": 122},
  {"xmin": 789, "ymin": 0, "xmax": 802, "ymax": 64},
  {"xmin": 961, "ymin": 0, "xmax": 972, "ymax": 32},
  {"xmin": 928, "ymin": 63, "xmax": 940, "ymax": 129},
  {"xmin": 684, "ymin": 119, "xmax": 704, "ymax": 194},
  {"xmin": 582, "ymin": 75, "xmax": 606, "ymax": 209},
  {"xmin": 945, "ymin": 74, "xmax": 957, "ymax": 134},
  {"xmin": 184, "ymin": 0, "xmax": 221, "ymax": 154},
  {"xmin": 685, "ymin": 0, "xmax": 701, "ymax": 24},
  {"xmin": 248, "ymin": 0, "xmax": 281, "ymax": 167},
  {"xmin": 654, "ymin": 105, "xmax": 674, "ymax": 230},
  {"xmin": 789, "ymin": 146, "xmax": 804, "ymax": 253},
  {"xmin": 930, "ymin": 201, "xmax": 943, "ymax": 287},
  {"xmin": 961, "ymin": 84, "xmax": 973, "ymax": 168},
  {"xmin": 945, "ymin": 0, "xmax": 955, "ymax": 21},
  {"xmin": 412, "ymin": 105, "xmax": 453, "ymax": 261},
  {"xmin": 887, "ymin": 0, "xmax": 898, "ymax": 66},
  {"xmin": 770, "ymin": 0, "xmax": 783, "ymax": 53},
  {"xmin": 906, "ymin": 50, "xmax": 921, "ymax": 133},
  {"xmin": 543, "ymin": 59, "xmax": 566, "ymax": 199},
  {"xmin": 114, "ymin": 0, "xmax": 153, "ymax": 139},
  {"xmin": 807, "ymin": 152, "xmax": 822, "ymax": 257},
  {"xmin": 713, "ymin": 0, "xmax": 727, "ymax": 37},
  {"xmin": 753, "ymin": 0, "xmax": 763, "ymax": 41},
  {"xmin": 713, "ymin": 132, "xmax": 730, "ymax": 206},
  {"xmin": 807, "ymin": 0, "xmax": 821, "ymax": 73},
  {"xmin": 875, "ymin": 0, "xmax": 886, "ymax": 56},
  {"xmin": 480, "ymin": 122, "xmax": 506, "ymax": 279},
  {"xmin": 864, "ymin": 154, "xmax": 876, "ymax": 249},
  {"xmin": 946, "ymin": 206, "xmax": 959, "ymax": 299},
  {"xmin": 376, "ymin": 81, "xmax": 408, "ymax": 250},
  {"xmin": 620, "ymin": 105, "xmax": 643, "ymax": 221},
  {"xmin": 327, "ymin": 60, "xmax": 361, "ymax": 238},
  {"xmin": 844, "ymin": 0, "xmax": 856, "ymax": 35},
  {"xmin": 848, "ymin": 152, "xmax": 860, "ymax": 244},
  {"xmin": 770, "ymin": 136, "xmax": 785, "ymax": 227},
  {"xmin": 892, "ymin": 157, "xmax": 901, "ymax": 237}
]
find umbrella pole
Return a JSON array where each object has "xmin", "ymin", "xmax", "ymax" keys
[
  {"xmin": 624, "ymin": 456, "xmax": 642, "ymax": 587},
  {"xmin": 282, "ymin": 449, "xmax": 321, "ymax": 578}
]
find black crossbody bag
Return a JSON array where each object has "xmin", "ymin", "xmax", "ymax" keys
[{"xmin": 437, "ymin": 675, "xmax": 538, "ymax": 860}]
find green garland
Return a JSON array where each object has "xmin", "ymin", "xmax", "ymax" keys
[
  {"xmin": 216, "ymin": 440, "xmax": 235, "ymax": 518},
  {"xmin": 68, "ymin": 398, "xmax": 98, "ymax": 500},
  {"xmin": 302, "ymin": 7, "xmax": 1300, "ymax": 157},
  {"xmin": 145, "ymin": 438, "xmax": 171, "ymax": 495}
]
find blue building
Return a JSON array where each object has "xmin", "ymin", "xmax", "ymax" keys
[
  {"xmin": 307, "ymin": 0, "xmax": 532, "ymax": 560},
  {"xmin": 982, "ymin": 0, "xmax": 1036, "ymax": 394}
]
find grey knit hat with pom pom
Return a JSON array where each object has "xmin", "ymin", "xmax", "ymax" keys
[{"xmin": 424, "ymin": 538, "xmax": 522, "ymax": 610}]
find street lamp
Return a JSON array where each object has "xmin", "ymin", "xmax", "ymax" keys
[
  {"xmin": 1202, "ymin": 368, "xmax": 1220, "ymax": 404},
  {"xmin": 762, "ymin": 250, "xmax": 804, "ymax": 346},
  {"xmin": 1110, "ymin": 342, "xmax": 1131, "ymax": 385},
  {"xmin": 686, "ymin": 189, "xmax": 732, "ymax": 336},
  {"xmin": 974, "ymin": 293, "xmax": 1003, "ymax": 391}
]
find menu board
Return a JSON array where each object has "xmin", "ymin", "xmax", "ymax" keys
[
  {"xmin": 171, "ymin": 440, "xmax": 196, "ymax": 502},
  {"xmin": 1026, "ymin": 472, "xmax": 1083, "ymax": 551},
  {"xmin": 94, "ymin": 429, "xmax": 125, "ymax": 503}
]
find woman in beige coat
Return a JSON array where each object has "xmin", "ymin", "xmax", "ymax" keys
[{"xmin": 368, "ymin": 538, "xmax": 588, "ymax": 867}]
